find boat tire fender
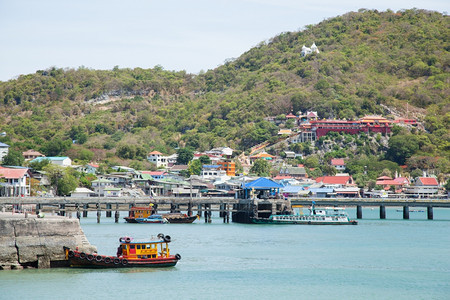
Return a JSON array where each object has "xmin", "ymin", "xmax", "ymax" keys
[
  {"xmin": 79, "ymin": 252, "xmax": 86, "ymax": 259},
  {"xmin": 164, "ymin": 235, "xmax": 171, "ymax": 242},
  {"xmin": 104, "ymin": 257, "xmax": 112, "ymax": 263},
  {"xmin": 68, "ymin": 250, "xmax": 75, "ymax": 258},
  {"xmin": 125, "ymin": 237, "xmax": 131, "ymax": 243},
  {"xmin": 113, "ymin": 258, "xmax": 120, "ymax": 265},
  {"xmin": 87, "ymin": 254, "xmax": 94, "ymax": 261},
  {"xmin": 157, "ymin": 233, "xmax": 164, "ymax": 239},
  {"xmin": 95, "ymin": 255, "xmax": 103, "ymax": 262},
  {"xmin": 175, "ymin": 254, "xmax": 181, "ymax": 260},
  {"xmin": 122, "ymin": 258, "xmax": 128, "ymax": 265}
]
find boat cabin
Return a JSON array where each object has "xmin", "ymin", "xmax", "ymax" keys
[
  {"xmin": 127, "ymin": 206, "xmax": 154, "ymax": 219},
  {"xmin": 118, "ymin": 236, "xmax": 170, "ymax": 259}
]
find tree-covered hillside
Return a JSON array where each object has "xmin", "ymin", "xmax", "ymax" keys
[{"xmin": 0, "ymin": 9, "xmax": 448, "ymax": 171}]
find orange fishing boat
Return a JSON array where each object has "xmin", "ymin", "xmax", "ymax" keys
[{"xmin": 64, "ymin": 234, "xmax": 181, "ymax": 268}]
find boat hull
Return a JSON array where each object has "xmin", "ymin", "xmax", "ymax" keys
[
  {"xmin": 251, "ymin": 217, "xmax": 357, "ymax": 225},
  {"xmin": 125, "ymin": 215, "xmax": 198, "ymax": 224},
  {"xmin": 64, "ymin": 248, "xmax": 179, "ymax": 268},
  {"xmin": 166, "ymin": 215, "xmax": 198, "ymax": 223}
]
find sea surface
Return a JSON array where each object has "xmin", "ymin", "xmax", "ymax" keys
[{"xmin": 1, "ymin": 207, "xmax": 449, "ymax": 300}]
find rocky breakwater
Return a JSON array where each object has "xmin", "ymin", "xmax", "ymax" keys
[{"xmin": 0, "ymin": 212, "xmax": 96, "ymax": 270}]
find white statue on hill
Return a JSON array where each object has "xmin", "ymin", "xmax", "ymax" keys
[{"xmin": 301, "ymin": 42, "xmax": 320, "ymax": 57}]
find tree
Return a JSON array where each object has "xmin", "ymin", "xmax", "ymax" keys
[
  {"xmin": 2, "ymin": 149, "xmax": 24, "ymax": 166},
  {"xmin": 321, "ymin": 165, "xmax": 337, "ymax": 176},
  {"xmin": 57, "ymin": 172, "xmax": 78, "ymax": 196},
  {"xmin": 198, "ymin": 155, "xmax": 211, "ymax": 165},
  {"xmin": 188, "ymin": 159, "xmax": 202, "ymax": 175},
  {"xmin": 28, "ymin": 158, "xmax": 50, "ymax": 171},
  {"xmin": 304, "ymin": 155, "xmax": 320, "ymax": 169},
  {"xmin": 176, "ymin": 148, "xmax": 194, "ymax": 165},
  {"xmin": 250, "ymin": 159, "xmax": 271, "ymax": 177},
  {"xmin": 380, "ymin": 168, "xmax": 392, "ymax": 178},
  {"xmin": 43, "ymin": 164, "xmax": 79, "ymax": 196},
  {"xmin": 41, "ymin": 138, "xmax": 72, "ymax": 156},
  {"xmin": 386, "ymin": 135, "xmax": 419, "ymax": 165},
  {"xmin": 444, "ymin": 179, "xmax": 450, "ymax": 192}
]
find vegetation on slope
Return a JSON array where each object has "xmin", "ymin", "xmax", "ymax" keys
[{"xmin": 0, "ymin": 9, "xmax": 448, "ymax": 177}]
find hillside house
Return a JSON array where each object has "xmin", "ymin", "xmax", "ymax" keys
[
  {"xmin": 30, "ymin": 156, "xmax": 72, "ymax": 167},
  {"xmin": 315, "ymin": 175, "xmax": 355, "ymax": 187},
  {"xmin": 279, "ymin": 166, "xmax": 307, "ymax": 179},
  {"xmin": 91, "ymin": 178, "xmax": 114, "ymax": 196},
  {"xmin": 330, "ymin": 159, "xmax": 346, "ymax": 171},
  {"xmin": 405, "ymin": 177, "xmax": 439, "ymax": 197},
  {"xmin": 22, "ymin": 149, "xmax": 45, "ymax": 161},
  {"xmin": 147, "ymin": 151, "xmax": 177, "ymax": 168},
  {"xmin": 71, "ymin": 187, "xmax": 95, "ymax": 198},
  {"xmin": 0, "ymin": 142, "xmax": 10, "ymax": 162},
  {"xmin": 0, "ymin": 167, "xmax": 30, "ymax": 197},
  {"xmin": 249, "ymin": 152, "xmax": 276, "ymax": 164}
]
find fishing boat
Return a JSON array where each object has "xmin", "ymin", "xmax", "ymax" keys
[
  {"xmin": 251, "ymin": 204, "xmax": 357, "ymax": 225},
  {"xmin": 124, "ymin": 205, "xmax": 198, "ymax": 224},
  {"xmin": 64, "ymin": 234, "xmax": 181, "ymax": 268}
]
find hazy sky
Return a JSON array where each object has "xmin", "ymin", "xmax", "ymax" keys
[{"xmin": 0, "ymin": 0, "xmax": 448, "ymax": 81}]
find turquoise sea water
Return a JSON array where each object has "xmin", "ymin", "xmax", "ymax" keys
[{"xmin": 1, "ymin": 207, "xmax": 449, "ymax": 300}]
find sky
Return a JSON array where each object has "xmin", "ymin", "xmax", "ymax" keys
[{"xmin": 0, "ymin": 0, "xmax": 448, "ymax": 81}]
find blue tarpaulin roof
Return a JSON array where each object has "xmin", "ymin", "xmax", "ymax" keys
[{"xmin": 243, "ymin": 177, "xmax": 283, "ymax": 190}]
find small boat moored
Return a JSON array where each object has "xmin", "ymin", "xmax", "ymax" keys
[
  {"xmin": 64, "ymin": 233, "xmax": 181, "ymax": 268},
  {"xmin": 251, "ymin": 204, "xmax": 358, "ymax": 225},
  {"xmin": 124, "ymin": 205, "xmax": 198, "ymax": 223}
]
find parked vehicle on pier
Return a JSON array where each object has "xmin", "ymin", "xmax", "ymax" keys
[
  {"xmin": 64, "ymin": 234, "xmax": 181, "ymax": 268},
  {"xmin": 124, "ymin": 205, "xmax": 198, "ymax": 223},
  {"xmin": 251, "ymin": 204, "xmax": 358, "ymax": 225}
]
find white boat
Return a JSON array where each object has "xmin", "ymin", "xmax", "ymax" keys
[{"xmin": 251, "ymin": 205, "xmax": 357, "ymax": 225}]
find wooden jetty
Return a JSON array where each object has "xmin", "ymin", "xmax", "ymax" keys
[{"xmin": 0, "ymin": 196, "xmax": 449, "ymax": 223}]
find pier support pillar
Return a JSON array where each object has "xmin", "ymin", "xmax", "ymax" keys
[
  {"xmin": 115, "ymin": 210, "xmax": 120, "ymax": 223},
  {"xmin": 106, "ymin": 204, "xmax": 112, "ymax": 217},
  {"xmin": 59, "ymin": 204, "xmax": 65, "ymax": 216},
  {"xmin": 76, "ymin": 210, "xmax": 81, "ymax": 219},
  {"xmin": 403, "ymin": 206, "xmax": 409, "ymax": 220},
  {"xmin": 427, "ymin": 206, "xmax": 433, "ymax": 220},
  {"xmin": 96, "ymin": 203, "xmax": 101, "ymax": 223},
  {"xmin": 187, "ymin": 202, "xmax": 192, "ymax": 217},
  {"xmin": 380, "ymin": 205, "xmax": 386, "ymax": 219},
  {"xmin": 197, "ymin": 204, "xmax": 202, "ymax": 217},
  {"xmin": 83, "ymin": 204, "xmax": 88, "ymax": 217},
  {"xmin": 356, "ymin": 205, "xmax": 362, "ymax": 219}
]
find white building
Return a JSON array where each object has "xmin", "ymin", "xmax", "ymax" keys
[
  {"xmin": 0, "ymin": 167, "xmax": 30, "ymax": 196},
  {"xmin": 30, "ymin": 156, "xmax": 72, "ymax": 167},
  {"xmin": 147, "ymin": 151, "xmax": 177, "ymax": 168},
  {"xmin": 0, "ymin": 142, "xmax": 10, "ymax": 162},
  {"xmin": 91, "ymin": 178, "xmax": 114, "ymax": 196},
  {"xmin": 71, "ymin": 187, "xmax": 95, "ymax": 198}
]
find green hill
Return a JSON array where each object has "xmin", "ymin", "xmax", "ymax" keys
[{"xmin": 0, "ymin": 9, "xmax": 448, "ymax": 172}]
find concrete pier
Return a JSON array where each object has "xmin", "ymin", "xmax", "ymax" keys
[{"xmin": 0, "ymin": 212, "xmax": 96, "ymax": 270}]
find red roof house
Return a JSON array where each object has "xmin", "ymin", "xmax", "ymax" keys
[
  {"xmin": 315, "ymin": 175, "xmax": 354, "ymax": 186},
  {"xmin": 416, "ymin": 177, "xmax": 438, "ymax": 186}
]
